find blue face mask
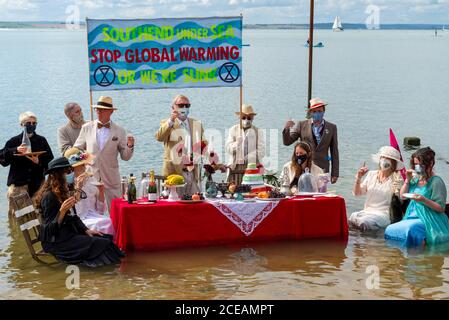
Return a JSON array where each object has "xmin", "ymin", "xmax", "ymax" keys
[
  {"xmin": 312, "ymin": 111, "xmax": 324, "ymax": 122},
  {"xmin": 66, "ymin": 172, "xmax": 74, "ymax": 185}
]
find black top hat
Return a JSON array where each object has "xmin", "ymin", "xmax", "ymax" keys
[{"xmin": 46, "ymin": 157, "xmax": 71, "ymax": 175}]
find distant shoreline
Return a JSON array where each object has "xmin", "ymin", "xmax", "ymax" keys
[{"xmin": 0, "ymin": 21, "xmax": 447, "ymax": 30}]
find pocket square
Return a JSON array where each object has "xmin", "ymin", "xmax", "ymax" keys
[{"xmin": 112, "ymin": 136, "xmax": 118, "ymax": 141}]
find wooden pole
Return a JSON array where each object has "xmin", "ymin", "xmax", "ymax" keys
[
  {"xmin": 86, "ymin": 17, "xmax": 94, "ymax": 121},
  {"xmin": 89, "ymin": 90, "xmax": 94, "ymax": 121},
  {"xmin": 239, "ymin": 13, "xmax": 243, "ymax": 130},
  {"xmin": 307, "ymin": 0, "xmax": 315, "ymax": 108}
]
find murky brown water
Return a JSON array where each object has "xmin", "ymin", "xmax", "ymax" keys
[{"xmin": 1, "ymin": 213, "xmax": 449, "ymax": 299}]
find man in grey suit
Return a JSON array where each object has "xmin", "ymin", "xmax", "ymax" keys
[
  {"xmin": 283, "ymin": 97, "xmax": 339, "ymax": 184},
  {"xmin": 75, "ymin": 96, "xmax": 135, "ymax": 208},
  {"xmin": 57, "ymin": 102, "xmax": 86, "ymax": 155}
]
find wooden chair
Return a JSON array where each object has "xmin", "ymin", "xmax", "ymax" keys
[{"xmin": 11, "ymin": 192, "xmax": 58, "ymax": 265}]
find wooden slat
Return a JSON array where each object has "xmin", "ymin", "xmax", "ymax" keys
[
  {"xmin": 15, "ymin": 205, "xmax": 35, "ymax": 218},
  {"xmin": 20, "ymin": 219, "xmax": 40, "ymax": 231}
]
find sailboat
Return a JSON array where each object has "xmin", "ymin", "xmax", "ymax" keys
[{"xmin": 332, "ymin": 16, "xmax": 344, "ymax": 32}]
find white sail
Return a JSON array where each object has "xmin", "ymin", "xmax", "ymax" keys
[{"xmin": 332, "ymin": 16, "xmax": 343, "ymax": 31}]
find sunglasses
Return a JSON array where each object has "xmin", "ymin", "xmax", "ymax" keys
[
  {"xmin": 241, "ymin": 116, "xmax": 253, "ymax": 120},
  {"xmin": 176, "ymin": 103, "xmax": 191, "ymax": 108},
  {"xmin": 69, "ymin": 189, "xmax": 88, "ymax": 200}
]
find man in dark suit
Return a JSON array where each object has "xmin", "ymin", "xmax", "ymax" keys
[
  {"xmin": 0, "ymin": 111, "xmax": 54, "ymax": 215},
  {"xmin": 283, "ymin": 97, "xmax": 339, "ymax": 184}
]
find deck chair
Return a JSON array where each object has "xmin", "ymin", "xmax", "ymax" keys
[{"xmin": 11, "ymin": 192, "xmax": 58, "ymax": 265}]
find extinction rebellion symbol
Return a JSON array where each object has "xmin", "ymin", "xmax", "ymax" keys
[
  {"xmin": 219, "ymin": 62, "xmax": 240, "ymax": 83},
  {"xmin": 94, "ymin": 65, "xmax": 116, "ymax": 87}
]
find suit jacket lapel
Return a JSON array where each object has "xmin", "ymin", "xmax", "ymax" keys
[
  {"xmin": 316, "ymin": 121, "xmax": 329, "ymax": 149},
  {"xmin": 305, "ymin": 121, "xmax": 317, "ymax": 149},
  {"xmin": 91, "ymin": 121, "xmax": 100, "ymax": 154}
]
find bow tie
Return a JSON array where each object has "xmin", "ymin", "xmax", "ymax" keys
[{"xmin": 97, "ymin": 122, "xmax": 110, "ymax": 129}]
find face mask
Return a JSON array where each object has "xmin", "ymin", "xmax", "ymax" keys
[
  {"xmin": 243, "ymin": 119, "xmax": 252, "ymax": 128},
  {"xmin": 72, "ymin": 114, "xmax": 84, "ymax": 124},
  {"xmin": 25, "ymin": 123, "xmax": 36, "ymax": 134},
  {"xmin": 379, "ymin": 159, "xmax": 392, "ymax": 171},
  {"xmin": 312, "ymin": 111, "xmax": 324, "ymax": 122},
  {"xmin": 66, "ymin": 172, "xmax": 74, "ymax": 185},
  {"xmin": 178, "ymin": 108, "xmax": 189, "ymax": 119},
  {"xmin": 296, "ymin": 154, "xmax": 308, "ymax": 165},
  {"xmin": 415, "ymin": 164, "xmax": 425, "ymax": 176}
]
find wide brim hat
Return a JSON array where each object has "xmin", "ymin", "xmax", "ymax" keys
[
  {"xmin": 235, "ymin": 104, "xmax": 257, "ymax": 116},
  {"xmin": 64, "ymin": 147, "xmax": 95, "ymax": 167},
  {"xmin": 308, "ymin": 97, "xmax": 328, "ymax": 110},
  {"xmin": 371, "ymin": 146, "xmax": 405, "ymax": 170},
  {"xmin": 46, "ymin": 157, "xmax": 71, "ymax": 175},
  {"xmin": 94, "ymin": 96, "xmax": 117, "ymax": 110}
]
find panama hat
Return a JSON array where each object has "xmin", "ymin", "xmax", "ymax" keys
[
  {"xmin": 235, "ymin": 104, "xmax": 257, "ymax": 116},
  {"xmin": 64, "ymin": 147, "xmax": 95, "ymax": 168},
  {"xmin": 309, "ymin": 97, "xmax": 328, "ymax": 110},
  {"xmin": 372, "ymin": 146, "xmax": 405, "ymax": 170},
  {"xmin": 46, "ymin": 157, "xmax": 71, "ymax": 175},
  {"xmin": 94, "ymin": 96, "xmax": 117, "ymax": 110}
]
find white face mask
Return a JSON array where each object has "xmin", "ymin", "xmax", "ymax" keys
[
  {"xmin": 243, "ymin": 119, "xmax": 252, "ymax": 128},
  {"xmin": 379, "ymin": 159, "xmax": 392, "ymax": 171}
]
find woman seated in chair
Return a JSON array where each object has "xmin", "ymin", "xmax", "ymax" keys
[
  {"xmin": 64, "ymin": 147, "xmax": 114, "ymax": 235},
  {"xmin": 34, "ymin": 157, "xmax": 124, "ymax": 267},
  {"xmin": 280, "ymin": 141, "xmax": 323, "ymax": 195},
  {"xmin": 349, "ymin": 146, "xmax": 404, "ymax": 231},
  {"xmin": 385, "ymin": 147, "xmax": 449, "ymax": 246}
]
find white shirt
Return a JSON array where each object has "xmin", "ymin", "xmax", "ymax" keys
[{"xmin": 96, "ymin": 120, "xmax": 111, "ymax": 151}]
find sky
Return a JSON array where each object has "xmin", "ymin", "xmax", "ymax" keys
[{"xmin": 0, "ymin": 0, "xmax": 449, "ymax": 24}]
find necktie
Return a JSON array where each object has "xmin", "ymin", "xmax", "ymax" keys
[{"xmin": 97, "ymin": 122, "xmax": 110, "ymax": 129}]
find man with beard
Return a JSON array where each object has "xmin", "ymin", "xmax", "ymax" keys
[{"xmin": 58, "ymin": 102, "xmax": 87, "ymax": 155}]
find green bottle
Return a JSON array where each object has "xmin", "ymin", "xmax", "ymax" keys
[
  {"xmin": 127, "ymin": 173, "xmax": 137, "ymax": 204},
  {"xmin": 148, "ymin": 170, "xmax": 158, "ymax": 202}
]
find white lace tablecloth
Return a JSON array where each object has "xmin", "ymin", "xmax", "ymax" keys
[{"xmin": 208, "ymin": 200, "xmax": 280, "ymax": 236}]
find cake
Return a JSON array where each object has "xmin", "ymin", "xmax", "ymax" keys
[{"xmin": 242, "ymin": 163, "xmax": 270, "ymax": 194}]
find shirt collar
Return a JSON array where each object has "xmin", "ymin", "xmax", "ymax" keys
[{"xmin": 311, "ymin": 119, "xmax": 325, "ymax": 128}]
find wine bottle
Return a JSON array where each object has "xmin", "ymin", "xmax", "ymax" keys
[
  {"xmin": 148, "ymin": 170, "xmax": 158, "ymax": 202},
  {"xmin": 127, "ymin": 173, "xmax": 137, "ymax": 204}
]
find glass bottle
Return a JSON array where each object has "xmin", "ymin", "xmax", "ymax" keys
[
  {"xmin": 127, "ymin": 173, "xmax": 137, "ymax": 204},
  {"xmin": 121, "ymin": 176, "xmax": 128, "ymax": 201},
  {"xmin": 22, "ymin": 127, "xmax": 32, "ymax": 154},
  {"xmin": 148, "ymin": 170, "xmax": 158, "ymax": 202},
  {"xmin": 140, "ymin": 172, "xmax": 149, "ymax": 199}
]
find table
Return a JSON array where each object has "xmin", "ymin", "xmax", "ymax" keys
[{"xmin": 110, "ymin": 196, "xmax": 348, "ymax": 251}]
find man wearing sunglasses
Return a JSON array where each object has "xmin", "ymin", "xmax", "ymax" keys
[
  {"xmin": 156, "ymin": 94, "xmax": 207, "ymax": 195},
  {"xmin": 0, "ymin": 111, "xmax": 54, "ymax": 215},
  {"xmin": 225, "ymin": 104, "xmax": 265, "ymax": 185}
]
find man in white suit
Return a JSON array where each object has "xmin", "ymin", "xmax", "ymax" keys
[
  {"xmin": 74, "ymin": 96, "xmax": 135, "ymax": 208},
  {"xmin": 225, "ymin": 104, "xmax": 265, "ymax": 185}
]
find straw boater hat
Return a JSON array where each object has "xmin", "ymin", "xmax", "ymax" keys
[
  {"xmin": 94, "ymin": 96, "xmax": 117, "ymax": 110},
  {"xmin": 64, "ymin": 147, "xmax": 95, "ymax": 167},
  {"xmin": 235, "ymin": 104, "xmax": 257, "ymax": 116},
  {"xmin": 372, "ymin": 146, "xmax": 405, "ymax": 170},
  {"xmin": 309, "ymin": 97, "xmax": 328, "ymax": 110}
]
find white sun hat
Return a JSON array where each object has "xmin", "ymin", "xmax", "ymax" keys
[{"xmin": 371, "ymin": 146, "xmax": 405, "ymax": 171}]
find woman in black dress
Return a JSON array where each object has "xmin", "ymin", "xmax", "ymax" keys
[{"xmin": 34, "ymin": 157, "xmax": 124, "ymax": 267}]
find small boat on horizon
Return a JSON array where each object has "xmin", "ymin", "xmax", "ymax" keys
[
  {"xmin": 332, "ymin": 16, "xmax": 344, "ymax": 32},
  {"xmin": 305, "ymin": 41, "xmax": 324, "ymax": 48}
]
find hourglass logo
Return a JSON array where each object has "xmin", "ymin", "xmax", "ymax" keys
[{"xmin": 94, "ymin": 65, "xmax": 116, "ymax": 87}]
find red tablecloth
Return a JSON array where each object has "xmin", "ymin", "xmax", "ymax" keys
[{"xmin": 110, "ymin": 197, "xmax": 348, "ymax": 251}]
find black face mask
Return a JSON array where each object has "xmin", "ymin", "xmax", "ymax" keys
[
  {"xmin": 25, "ymin": 123, "xmax": 37, "ymax": 134},
  {"xmin": 296, "ymin": 154, "xmax": 308, "ymax": 165}
]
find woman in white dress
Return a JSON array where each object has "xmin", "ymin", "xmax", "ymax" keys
[
  {"xmin": 64, "ymin": 147, "xmax": 115, "ymax": 235},
  {"xmin": 280, "ymin": 141, "xmax": 324, "ymax": 195},
  {"xmin": 349, "ymin": 146, "xmax": 404, "ymax": 231}
]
